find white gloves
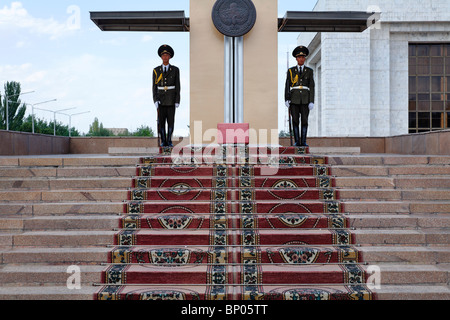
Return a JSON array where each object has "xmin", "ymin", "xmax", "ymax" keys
[
  {"xmin": 286, "ymin": 101, "xmax": 315, "ymax": 111},
  {"xmin": 155, "ymin": 102, "xmax": 180, "ymax": 109}
]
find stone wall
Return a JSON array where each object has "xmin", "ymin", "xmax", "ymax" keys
[
  {"xmin": 0, "ymin": 130, "xmax": 69, "ymax": 155},
  {"xmin": 0, "ymin": 130, "xmax": 448, "ymax": 155}
]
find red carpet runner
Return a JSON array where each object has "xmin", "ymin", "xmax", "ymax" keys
[{"xmin": 95, "ymin": 145, "xmax": 376, "ymax": 300}]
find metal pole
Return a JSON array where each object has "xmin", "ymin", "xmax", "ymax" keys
[
  {"xmin": 5, "ymin": 98, "xmax": 8, "ymax": 131},
  {"xmin": 32, "ymin": 105, "xmax": 35, "ymax": 134},
  {"xmin": 287, "ymin": 49, "xmax": 293, "ymax": 146},
  {"xmin": 4, "ymin": 91, "xmax": 35, "ymax": 131},
  {"xmin": 29, "ymin": 99, "xmax": 57, "ymax": 134},
  {"xmin": 57, "ymin": 111, "xmax": 90, "ymax": 137}
]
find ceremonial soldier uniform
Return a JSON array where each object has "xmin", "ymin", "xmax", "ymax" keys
[
  {"xmin": 153, "ymin": 45, "xmax": 181, "ymax": 147},
  {"xmin": 285, "ymin": 46, "xmax": 315, "ymax": 147}
]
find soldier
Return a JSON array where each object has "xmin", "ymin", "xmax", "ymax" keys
[
  {"xmin": 285, "ymin": 46, "xmax": 315, "ymax": 147},
  {"xmin": 153, "ymin": 45, "xmax": 181, "ymax": 147}
]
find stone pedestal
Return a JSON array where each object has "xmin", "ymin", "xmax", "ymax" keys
[{"xmin": 190, "ymin": 0, "xmax": 279, "ymax": 146}]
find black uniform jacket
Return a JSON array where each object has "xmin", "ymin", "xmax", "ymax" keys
[
  {"xmin": 152, "ymin": 65, "xmax": 181, "ymax": 106},
  {"xmin": 285, "ymin": 66, "xmax": 315, "ymax": 105}
]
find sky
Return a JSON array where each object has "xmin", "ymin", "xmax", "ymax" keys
[{"xmin": 0, "ymin": 0, "xmax": 318, "ymax": 136}]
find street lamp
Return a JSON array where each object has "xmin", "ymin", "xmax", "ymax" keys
[
  {"xmin": 24, "ymin": 99, "xmax": 57, "ymax": 133},
  {"xmin": 3, "ymin": 90, "xmax": 35, "ymax": 130},
  {"xmin": 57, "ymin": 111, "xmax": 91, "ymax": 137},
  {"xmin": 34, "ymin": 107, "xmax": 77, "ymax": 136}
]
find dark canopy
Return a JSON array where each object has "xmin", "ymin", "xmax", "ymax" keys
[
  {"xmin": 278, "ymin": 11, "xmax": 375, "ymax": 33},
  {"xmin": 90, "ymin": 11, "xmax": 190, "ymax": 32},
  {"xmin": 90, "ymin": 10, "xmax": 374, "ymax": 33}
]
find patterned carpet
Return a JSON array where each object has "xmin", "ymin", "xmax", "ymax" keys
[{"xmin": 95, "ymin": 145, "xmax": 375, "ymax": 300}]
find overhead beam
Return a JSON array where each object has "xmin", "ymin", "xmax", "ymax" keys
[
  {"xmin": 90, "ymin": 10, "xmax": 375, "ymax": 34},
  {"xmin": 278, "ymin": 11, "xmax": 375, "ymax": 33},
  {"xmin": 90, "ymin": 11, "xmax": 190, "ymax": 32}
]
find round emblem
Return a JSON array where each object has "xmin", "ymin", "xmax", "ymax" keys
[{"xmin": 212, "ymin": 0, "xmax": 257, "ymax": 37}]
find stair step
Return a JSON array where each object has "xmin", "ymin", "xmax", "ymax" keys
[
  {"xmin": 0, "ymin": 202, "xmax": 123, "ymax": 216},
  {"xmin": 0, "ymin": 284, "xmax": 448, "ymax": 300},
  {"xmin": 0, "ymin": 177, "xmax": 132, "ymax": 190},
  {"xmin": 113, "ymin": 229, "xmax": 355, "ymax": 246},
  {"xmin": 1, "ymin": 247, "xmax": 109, "ymax": 264},
  {"xmin": 3, "ymin": 214, "xmax": 449, "ymax": 232},
  {"xmin": 349, "ymin": 214, "xmax": 450, "ymax": 229},
  {"xmin": 0, "ymin": 215, "xmax": 119, "ymax": 231},
  {"xmin": 119, "ymin": 214, "xmax": 348, "ymax": 230},
  {"xmin": 0, "ymin": 167, "xmax": 136, "ymax": 178},
  {"xmin": 0, "ymin": 190, "xmax": 128, "ymax": 202},
  {"xmin": 3, "ymin": 230, "xmax": 115, "ymax": 247},
  {"xmin": 100, "ymin": 264, "xmax": 366, "ymax": 285},
  {"xmin": 98, "ymin": 263, "xmax": 449, "ymax": 286},
  {"xmin": 3, "ymin": 245, "xmax": 448, "ymax": 265},
  {"xmin": 332, "ymin": 165, "xmax": 450, "ymax": 176},
  {"xmin": 0, "ymin": 265, "xmax": 104, "ymax": 285},
  {"xmin": 135, "ymin": 165, "xmax": 329, "ymax": 177},
  {"xmin": 133, "ymin": 177, "xmax": 335, "ymax": 189},
  {"xmin": 1, "ymin": 188, "xmax": 448, "ymax": 203},
  {"xmin": 107, "ymin": 245, "xmax": 362, "ymax": 264},
  {"xmin": 0, "ymin": 157, "xmax": 139, "ymax": 167},
  {"xmin": 344, "ymin": 201, "xmax": 450, "ymax": 214},
  {"xmin": 327, "ymin": 155, "xmax": 450, "ymax": 166},
  {"xmin": 124, "ymin": 201, "xmax": 343, "ymax": 215},
  {"xmin": 2, "ymin": 155, "xmax": 449, "ymax": 168},
  {"xmin": 339, "ymin": 189, "xmax": 450, "ymax": 201},
  {"xmin": 335, "ymin": 176, "xmax": 450, "ymax": 189},
  {"xmin": 0, "ymin": 286, "xmax": 98, "ymax": 300},
  {"xmin": 126, "ymin": 188, "xmax": 338, "ymax": 202},
  {"xmin": 2, "ymin": 229, "xmax": 449, "ymax": 248},
  {"xmin": 3, "ymin": 200, "xmax": 448, "ymax": 217},
  {"xmin": 354, "ymin": 229, "xmax": 450, "ymax": 245}
]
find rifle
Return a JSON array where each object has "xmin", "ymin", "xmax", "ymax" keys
[
  {"xmin": 157, "ymin": 106, "xmax": 161, "ymax": 148},
  {"xmin": 288, "ymin": 105, "xmax": 293, "ymax": 146}
]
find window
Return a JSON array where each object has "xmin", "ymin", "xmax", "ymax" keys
[{"xmin": 409, "ymin": 44, "xmax": 450, "ymax": 133}]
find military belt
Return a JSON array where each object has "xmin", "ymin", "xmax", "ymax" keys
[
  {"xmin": 157, "ymin": 86, "xmax": 176, "ymax": 91},
  {"xmin": 291, "ymin": 86, "xmax": 310, "ymax": 91}
]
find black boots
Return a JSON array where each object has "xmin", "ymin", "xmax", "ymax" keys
[
  {"xmin": 159, "ymin": 129, "xmax": 167, "ymax": 147},
  {"xmin": 160, "ymin": 127, "xmax": 174, "ymax": 148},
  {"xmin": 301, "ymin": 126, "xmax": 308, "ymax": 147},
  {"xmin": 293, "ymin": 127, "xmax": 301, "ymax": 147},
  {"xmin": 293, "ymin": 126, "xmax": 309, "ymax": 147},
  {"xmin": 167, "ymin": 127, "xmax": 174, "ymax": 148}
]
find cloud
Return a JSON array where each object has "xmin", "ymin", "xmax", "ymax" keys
[
  {"xmin": 99, "ymin": 38, "xmax": 127, "ymax": 46},
  {"xmin": 141, "ymin": 35, "xmax": 153, "ymax": 43},
  {"xmin": 0, "ymin": 2, "xmax": 75, "ymax": 40}
]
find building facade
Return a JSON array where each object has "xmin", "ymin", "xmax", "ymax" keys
[{"xmin": 300, "ymin": 0, "xmax": 450, "ymax": 137}]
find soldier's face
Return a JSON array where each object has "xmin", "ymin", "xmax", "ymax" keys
[
  {"xmin": 296, "ymin": 56, "xmax": 306, "ymax": 66},
  {"xmin": 161, "ymin": 53, "xmax": 171, "ymax": 65}
]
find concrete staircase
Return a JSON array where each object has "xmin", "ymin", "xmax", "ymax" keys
[{"xmin": 0, "ymin": 153, "xmax": 449, "ymax": 299}]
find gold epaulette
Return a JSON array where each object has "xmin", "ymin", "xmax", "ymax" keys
[
  {"xmin": 289, "ymin": 69, "xmax": 298, "ymax": 87},
  {"xmin": 154, "ymin": 69, "xmax": 162, "ymax": 85}
]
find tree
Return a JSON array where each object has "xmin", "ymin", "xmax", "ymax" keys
[
  {"xmin": 0, "ymin": 81, "xmax": 27, "ymax": 131},
  {"xmin": 279, "ymin": 130, "xmax": 291, "ymax": 138},
  {"xmin": 18, "ymin": 115, "xmax": 80, "ymax": 137},
  {"xmin": 86, "ymin": 117, "xmax": 113, "ymax": 136},
  {"xmin": 131, "ymin": 125, "xmax": 155, "ymax": 137}
]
